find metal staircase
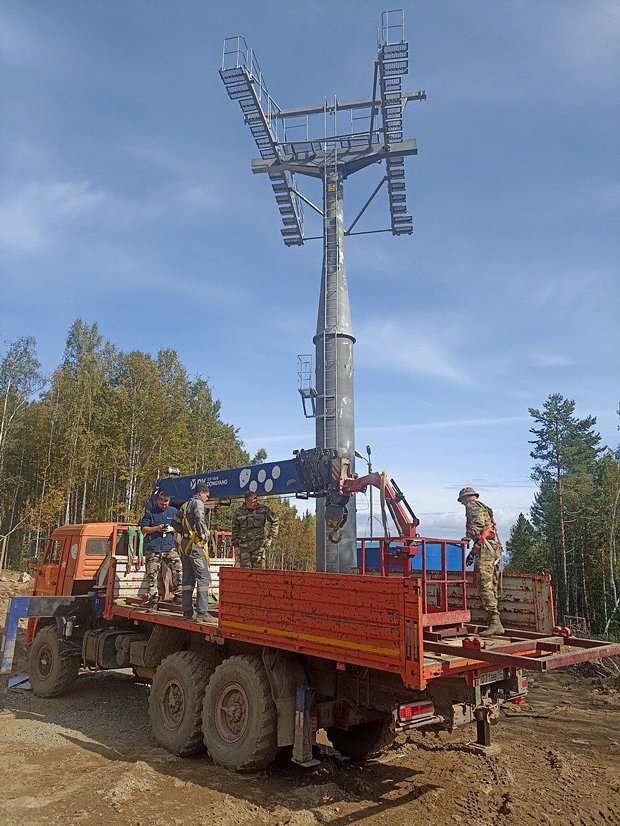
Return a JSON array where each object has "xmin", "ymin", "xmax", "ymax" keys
[
  {"xmin": 377, "ymin": 10, "xmax": 414, "ymax": 235},
  {"xmin": 220, "ymin": 37, "xmax": 304, "ymax": 245}
]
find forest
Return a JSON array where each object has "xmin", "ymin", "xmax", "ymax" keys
[
  {"xmin": 0, "ymin": 320, "xmax": 315, "ymax": 572},
  {"xmin": 1, "ymin": 323, "xmax": 618, "ymax": 637},
  {"xmin": 506, "ymin": 395, "xmax": 620, "ymax": 637}
]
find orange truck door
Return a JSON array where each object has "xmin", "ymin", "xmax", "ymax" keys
[{"xmin": 34, "ymin": 536, "xmax": 69, "ymax": 596}]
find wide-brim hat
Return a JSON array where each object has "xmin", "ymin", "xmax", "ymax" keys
[{"xmin": 458, "ymin": 487, "xmax": 479, "ymax": 502}]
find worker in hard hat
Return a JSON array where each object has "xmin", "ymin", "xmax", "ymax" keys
[{"xmin": 458, "ymin": 487, "xmax": 504, "ymax": 637}]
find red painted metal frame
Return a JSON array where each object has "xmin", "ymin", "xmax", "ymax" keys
[
  {"xmin": 425, "ymin": 631, "xmax": 620, "ymax": 672},
  {"xmin": 103, "ymin": 524, "xmax": 618, "ymax": 690},
  {"xmin": 216, "ymin": 568, "xmax": 427, "ymax": 689},
  {"xmin": 343, "ymin": 474, "xmax": 417, "ymax": 538},
  {"xmin": 357, "ymin": 535, "xmax": 469, "ymax": 628}
]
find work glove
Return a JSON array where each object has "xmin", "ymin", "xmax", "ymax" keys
[{"xmin": 466, "ymin": 551, "xmax": 475, "ymax": 567}]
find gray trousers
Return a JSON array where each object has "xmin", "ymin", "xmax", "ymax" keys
[{"xmin": 181, "ymin": 545, "xmax": 210, "ymax": 616}]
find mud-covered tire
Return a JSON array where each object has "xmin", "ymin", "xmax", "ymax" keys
[
  {"xmin": 149, "ymin": 651, "xmax": 213, "ymax": 756},
  {"xmin": 202, "ymin": 654, "xmax": 279, "ymax": 772},
  {"xmin": 28, "ymin": 625, "xmax": 80, "ymax": 698},
  {"xmin": 327, "ymin": 717, "xmax": 395, "ymax": 760}
]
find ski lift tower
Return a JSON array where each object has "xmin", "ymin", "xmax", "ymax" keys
[{"xmin": 220, "ymin": 10, "xmax": 425, "ymax": 572}]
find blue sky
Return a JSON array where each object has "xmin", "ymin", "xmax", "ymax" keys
[{"xmin": 1, "ymin": 0, "xmax": 618, "ymax": 541}]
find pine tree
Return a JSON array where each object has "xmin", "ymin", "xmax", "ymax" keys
[
  {"xmin": 529, "ymin": 393, "xmax": 603, "ymax": 621},
  {"xmin": 505, "ymin": 513, "xmax": 546, "ymax": 573}
]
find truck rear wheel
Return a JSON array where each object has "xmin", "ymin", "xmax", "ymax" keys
[
  {"xmin": 149, "ymin": 651, "xmax": 213, "ymax": 756},
  {"xmin": 327, "ymin": 717, "xmax": 395, "ymax": 760},
  {"xmin": 28, "ymin": 625, "xmax": 80, "ymax": 698},
  {"xmin": 202, "ymin": 654, "xmax": 279, "ymax": 772}
]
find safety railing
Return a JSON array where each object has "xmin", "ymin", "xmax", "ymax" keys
[
  {"xmin": 357, "ymin": 536, "xmax": 468, "ymax": 618},
  {"xmin": 220, "ymin": 36, "xmax": 282, "ymax": 143},
  {"xmin": 379, "ymin": 8, "xmax": 405, "ymax": 48}
]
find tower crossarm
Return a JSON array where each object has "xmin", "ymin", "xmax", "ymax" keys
[
  {"xmin": 251, "ymin": 139, "xmax": 418, "ymax": 179},
  {"xmin": 275, "ymin": 91, "xmax": 426, "ymax": 120},
  {"xmin": 220, "ymin": 36, "xmax": 304, "ymax": 246}
]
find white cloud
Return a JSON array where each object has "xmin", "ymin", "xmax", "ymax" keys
[
  {"xmin": 0, "ymin": 181, "xmax": 111, "ymax": 251},
  {"xmin": 0, "ymin": 14, "xmax": 49, "ymax": 68},
  {"xmin": 418, "ymin": 506, "xmax": 524, "ymax": 544},
  {"xmin": 0, "ymin": 176, "xmax": 232, "ymax": 254},
  {"xmin": 557, "ymin": 1, "xmax": 620, "ymax": 86},
  {"xmin": 356, "ymin": 318, "xmax": 473, "ymax": 386},
  {"xmin": 530, "ymin": 353, "xmax": 577, "ymax": 368},
  {"xmin": 359, "ymin": 415, "xmax": 529, "ymax": 435}
]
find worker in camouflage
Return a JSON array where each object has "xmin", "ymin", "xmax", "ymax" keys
[
  {"xmin": 232, "ymin": 492, "xmax": 279, "ymax": 569},
  {"xmin": 458, "ymin": 487, "xmax": 504, "ymax": 637},
  {"xmin": 140, "ymin": 491, "xmax": 182, "ymax": 610}
]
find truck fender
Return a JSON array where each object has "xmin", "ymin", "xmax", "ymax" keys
[{"xmin": 262, "ymin": 648, "xmax": 308, "ymax": 748}]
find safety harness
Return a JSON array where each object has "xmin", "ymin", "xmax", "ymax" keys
[
  {"xmin": 471, "ymin": 507, "xmax": 504, "ymax": 592},
  {"xmin": 175, "ymin": 500, "xmax": 208, "ymax": 557}
]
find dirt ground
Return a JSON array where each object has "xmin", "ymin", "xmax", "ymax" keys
[{"xmin": 1, "ymin": 573, "xmax": 620, "ymax": 826}]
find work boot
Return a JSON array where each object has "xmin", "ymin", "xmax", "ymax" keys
[
  {"xmin": 195, "ymin": 613, "xmax": 216, "ymax": 624},
  {"xmin": 480, "ymin": 611, "xmax": 504, "ymax": 637},
  {"xmin": 172, "ymin": 595, "xmax": 182, "ymax": 606},
  {"xmin": 146, "ymin": 596, "xmax": 159, "ymax": 613}
]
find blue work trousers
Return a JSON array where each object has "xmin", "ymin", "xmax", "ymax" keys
[{"xmin": 181, "ymin": 545, "xmax": 210, "ymax": 616}]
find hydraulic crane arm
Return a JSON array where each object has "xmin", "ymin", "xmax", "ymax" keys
[
  {"xmin": 341, "ymin": 472, "xmax": 420, "ymax": 539},
  {"xmin": 153, "ymin": 448, "xmax": 347, "ymax": 506},
  {"xmin": 152, "ymin": 449, "xmax": 418, "ymax": 545}
]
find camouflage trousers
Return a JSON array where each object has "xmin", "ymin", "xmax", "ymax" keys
[
  {"xmin": 475, "ymin": 539, "xmax": 502, "ymax": 612},
  {"xmin": 237, "ymin": 543, "xmax": 266, "ymax": 569},
  {"xmin": 145, "ymin": 549, "xmax": 182, "ymax": 598}
]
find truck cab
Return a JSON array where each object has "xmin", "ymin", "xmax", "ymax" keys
[{"xmin": 33, "ymin": 523, "xmax": 116, "ymax": 600}]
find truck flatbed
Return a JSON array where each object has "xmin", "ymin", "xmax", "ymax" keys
[{"xmin": 107, "ymin": 566, "xmax": 620, "ymax": 691}]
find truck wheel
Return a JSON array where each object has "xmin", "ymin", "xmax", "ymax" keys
[
  {"xmin": 28, "ymin": 625, "xmax": 80, "ymax": 698},
  {"xmin": 202, "ymin": 654, "xmax": 279, "ymax": 772},
  {"xmin": 149, "ymin": 651, "xmax": 213, "ymax": 756},
  {"xmin": 327, "ymin": 717, "xmax": 395, "ymax": 760}
]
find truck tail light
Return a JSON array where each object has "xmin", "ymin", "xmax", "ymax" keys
[{"xmin": 398, "ymin": 699, "xmax": 434, "ymax": 723}]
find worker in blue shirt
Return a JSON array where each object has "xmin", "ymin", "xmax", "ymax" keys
[{"xmin": 140, "ymin": 491, "xmax": 182, "ymax": 610}]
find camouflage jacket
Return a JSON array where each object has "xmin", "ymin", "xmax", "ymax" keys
[
  {"xmin": 465, "ymin": 500, "xmax": 495, "ymax": 542},
  {"xmin": 231, "ymin": 504, "xmax": 279, "ymax": 548}
]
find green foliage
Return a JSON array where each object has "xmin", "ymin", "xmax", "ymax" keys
[
  {"xmin": 505, "ymin": 513, "xmax": 547, "ymax": 574},
  {"xmin": 0, "ymin": 321, "xmax": 315, "ymax": 571},
  {"xmin": 525, "ymin": 393, "xmax": 619, "ymax": 636}
]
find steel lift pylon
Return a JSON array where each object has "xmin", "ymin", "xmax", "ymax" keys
[{"xmin": 220, "ymin": 10, "xmax": 425, "ymax": 572}]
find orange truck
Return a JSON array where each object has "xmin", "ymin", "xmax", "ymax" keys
[{"xmin": 2, "ymin": 519, "xmax": 619, "ymax": 772}]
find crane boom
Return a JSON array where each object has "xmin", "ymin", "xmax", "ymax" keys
[{"xmin": 153, "ymin": 448, "xmax": 345, "ymax": 506}]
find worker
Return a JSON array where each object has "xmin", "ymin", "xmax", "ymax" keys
[
  {"xmin": 232, "ymin": 491, "xmax": 279, "ymax": 568},
  {"xmin": 140, "ymin": 491, "xmax": 182, "ymax": 610},
  {"xmin": 458, "ymin": 487, "xmax": 504, "ymax": 636},
  {"xmin": 175, "ymin": 482, "xmax": 214, "ymax": 622}
]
